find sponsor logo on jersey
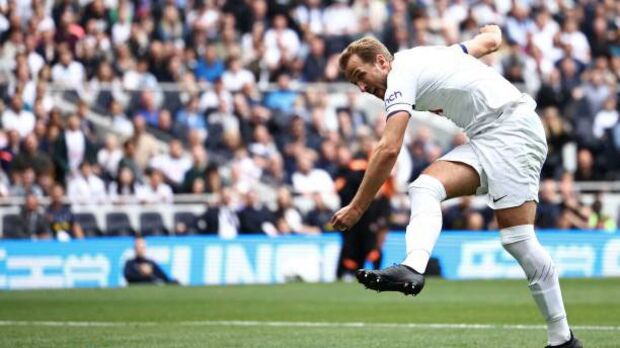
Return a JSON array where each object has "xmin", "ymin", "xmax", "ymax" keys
[{"xmin": 384, "ymin": 91, "xmax": 402, "ymax": 106}]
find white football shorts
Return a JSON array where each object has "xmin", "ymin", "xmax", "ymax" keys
[{"xmin": 438, "ymin": 98, "xmax": 548, "ymax": 210}]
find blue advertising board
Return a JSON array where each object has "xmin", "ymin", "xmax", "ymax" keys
[{"xmin": 0, "ymin": 231, "xmax": 618, "ymax": 289}]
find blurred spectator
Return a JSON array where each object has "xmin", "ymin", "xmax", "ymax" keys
[
  {"xmin": 9, "ymin": 167, "xmax": 44, "ymax": 197},
  {"xmin": 292, "ymin": 150, "xmax": 336, "ymax": 202},
  {"xmin": 97, "ymin": 135, "xmax": 123, "ymax": 181},
  {"xmin": 593, "ymin": 97, "xmax": 618, "ymax": 140},
  {"xmin": 195, "ymin": 43, "xmax": 225, "ymax": 83},
  {"xmin": 51, "ymin": 45, "xmax": 86, "ymax": 100},
  {"xmin": 124, "ymin": 237, "xmax": 178, "ymax": 285},
  {"xmin": 559, "ymin": 18, "xmax": 591, "ymax": 65},
  {"xmin": 540, "ymin": 107, "xmax": 571, "ymax": 180},
  {"xmin": 2, "ymin": 94, "xmax": 35, "ymax": 138},
  {"xmin": 264, "ymin": 14, "xmax": 300, "ymax": 67},
  {"xmin": 182, "ymin": 146, "xmax": 209, "ymax": 193},
  {"xmin": 274, "ymin": 186, "xmax": 319, "ymax": 235},
  {"xmin": 67, "ymin": 161, "xmax": 108, "ymax": 204},
  {"xmin": 303, "ymin": 35, "xmax": 327, "ymax": 82},
  {"xmin": 12, "ymin": 134, "xmax": 53, "ymax": 176},
  {"xmin": 136, "ymin": 91, "xmax": 161, "ymax": 127},
  {"xmin": 237, "ymin": 189, "xmax": 276, "ymax": 235},
  {"xmin": 46, "ymin": 184, "xmax": 84, "ymax": 240},
  {"xmin": 131, "ymin": 115, "xmax": 159, "ymax": 170},
  {"xmin": 110, "ymin": 100, "xmax": 134, "ymax": 137},
  {"xmin": 221, "ymin": 56, "xmax": 255, "ymax": 92},
  {"xmin": 443, "ymin": 197, "xmax": 486, "ymax": 230},
  {"xmin": 10, "ymin": 193, "xmax": 51, "ymax": 239},
  {"xmin": 108, "ymin": 166, "xmax": 140, "ymax": 205},
  {"xmin": 196, "ymin": 187, "xmax": 240, "ymax": 238},
  {"xmin": 574, "ymin": 149, "xmax": 600, "ymax": 182},
  {"xmin": 176, "ymin": 95, "xmax": 207, "ymax": 141},
  {"xmin": 305, "ymin": 192, "xmax": 335, "ymax": 232},
  {"xmin": 589, "ymin": 197, "xmax": 617, "ymax": 232},
  {"xmin": 149, "ymin": 139, "xmax": 192, "ymax": 191},
  {"xmin": 536, "ymin": 179, "xmax": 562, "ymax": 229},
  {"xmin": 137, "ymin": 169, "xmax": 174, "ymax": 204},
  {"xmin": 263, "ymin": 73, "xmax": 298, "ymax": 114},
  {"xmin": 53, "ymin": 115, "xmax": 97, "ymax": 182}
]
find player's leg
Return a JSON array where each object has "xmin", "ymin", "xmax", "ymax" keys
[
  {"xmin": 496, "ymin": 204, "xmax": 579, "ymax": 347},
  {"xmin": 401, "ymin": 160, "xmax": 480, "ymax": 273},
  {"xmin": 357, "ymin": 159, "xmax": 480, "ymax": 295}
]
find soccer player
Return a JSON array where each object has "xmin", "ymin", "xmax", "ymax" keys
[{"xmin": 329, "ymin": 25, "xmax": 582, "ymax": 348}]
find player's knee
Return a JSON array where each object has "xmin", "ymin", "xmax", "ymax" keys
[
  {"xmin": 499, "ymin": 225, "xmax": 535, "ymax": 246},
  {"xmin": 408, "ymin": 174, "xmax": 447, "ymax": 203}
]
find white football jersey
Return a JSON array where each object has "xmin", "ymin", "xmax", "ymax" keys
[{"xmin": 383, "ymin": 45, "xmax": 533, "ymax": 136}]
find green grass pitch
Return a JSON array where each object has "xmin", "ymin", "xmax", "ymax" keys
[{"xmin": 0, "ymin": 278, "xmax": 618, "ymax": 347}]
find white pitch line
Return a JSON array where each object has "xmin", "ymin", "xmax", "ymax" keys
[{"xmin": 0, "ymin": 320, "xmax": 618, "ymax": 332}]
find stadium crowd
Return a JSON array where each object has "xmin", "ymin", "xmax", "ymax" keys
[{"xmin": 0, "ymin": 0, "xmax": 619, "ymax": 240}]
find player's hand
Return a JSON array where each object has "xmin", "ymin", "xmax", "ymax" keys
[{"xmin": 330, "ymin": 204, "xmax": 364, "ymax": 231}]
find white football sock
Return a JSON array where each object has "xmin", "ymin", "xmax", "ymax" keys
[
  {"xmin": 401, "ymin": 174, "xmax": 446, "ymax": 273},
  {"xmin": 501, "ymin": 225, "xmax": 571, "ymax": 346}
]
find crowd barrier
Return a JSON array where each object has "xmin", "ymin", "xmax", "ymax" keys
[{"xmin": 0, "ymin": 231, "xmax": 618, "ymax": 289}]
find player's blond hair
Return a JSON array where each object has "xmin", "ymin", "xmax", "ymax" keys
[{"xmin": 338, "ymin": 37, "xmax": 393, "ymax": 73}]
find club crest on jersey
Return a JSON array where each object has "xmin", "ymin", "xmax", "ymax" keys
[{"xmin": 384, "ymin": 91, "xmax": 402, "ymax": 106}]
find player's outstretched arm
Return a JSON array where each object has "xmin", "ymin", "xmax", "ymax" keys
[
  {"xmin": 330, "ymin": 112, "xmax": 410, "ymax": 231},
  {"xmin": 461, "ymin": 25, "xmax": 502, "ymax": 59}
]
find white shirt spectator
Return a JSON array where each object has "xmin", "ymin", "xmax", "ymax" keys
[
  {"xmin": 560, "ymin": 28, "xmax": 591, "ymax": 64},
  {"xmin": 221, "ymin": 69, "xmax": 255, "ymax": 92},
  {"xmin": 111, "ymin": 114, "xmax": 134, "ymax": 137},
  {"xmin": 98, "ymin": 147, "xmax": 123, "ymax": 179},
  {"xmin": 293, "ymin": 1, "xmax": 325, "ymax": 34},
  {"xmin": 231, "ymin": 152, "xmax": 262, "ymax": 194},
  {"xmin": 51, "ymin": 61, "xmax": 86, "ymax": 88},
  {"xmin": 2, "ymin": 108, "xmax": 35, "ymax": 138},
  {"xmin": 506, "ymin": 15, "xmax": 535, "ymax": 47},
  {"xmin": 65, "ymin": 130, "xmax": 86, "ymax": 175},
  {"xmin": 471, "ymin": 1, "xmax": 504, "ymax": 26},
  {"xmin": 593, "ymin": 109, "xmax": 619, "ymax": 139},
  {"xmin": 28, "ymin": 51, "xmax": 45, "ymax": 78},
  {"xmin": 323, "ymin": 1, "xmax": 358, "ymax": 35},
  {"xmin": 123, "ymin": 69, "xmax": 159, "ymax": 91},
  {"xmin": 532, "ymin": 17, "xmax": 561, "ymax": 62},
  {"xmin": 149, "ymin": 154, "xmax": 192, "ymax": 186},
  {"xmin": 199, "ymin": 87, "xmax": 233, "ymax": 112},
  {"xmin": 264, "ymin": 27, "xmax": 301, "ymax": 61},
  {"xmin": 67, "ymin": 173, "xmax": 107, "ymax": 204},
  {"xmin": 352, "ymin": 0, "xmax": 388, "ymax": 34},
  {"xmin": 20, "ymin": 80, "xmax": 37, "ymax": 108},
  {"xmin": 292, "ymin": 168, "xmax": 335, "ymax": 195},
  {"xmin": 218, "ymin": 206, "xmax": 239, "ymax": 239},
  {"xmin": 137, "ymin": 182, "xmax": 174, "ymax": 204}
]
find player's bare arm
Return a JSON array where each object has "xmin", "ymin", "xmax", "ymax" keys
[
  {"xmin": 462, "ymin": 24, "xmax": 502, "ymax": 58},
  {"xmin": 330, "ymin": 111, "xmax": 410, "ymax": 231}
]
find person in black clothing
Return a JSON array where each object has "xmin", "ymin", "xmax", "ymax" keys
[
  {"xmin": 237, "ymin": 189, "xmax": 276, "ymax": 235},
  {"xmin": 124, "ymin": 237, "xmax": 178, "ymax": 285},
  {"xmin": 306, "ymin": 192, "xmax": 335, "ymax": 232},
  {"xmin": 46, "ymin": 184, "xmax": 84, "ymax": 240},
  {"xmin": 8, "ymin": 193, "xmax": 52, "ymax": 239},
  {"xmin": 334, "ymin": 145, "xmax": 383, "ymax": 279}
]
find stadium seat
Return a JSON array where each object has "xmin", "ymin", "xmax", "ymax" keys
[
  {"xmin": 106, "ymin": 212, "xmax": 135, "ymax": 236},
  {"xmin": 173, "ymin": 212, "xmax": 197, "ymax": 235},
  {"xmin": 2, "ymin": 214, "xmax": 21, "ymax": 238},
  {"xmin": 139, "ymin": 212, "xmax": 168, "ymax": 236},
  {"xmin": 74, "ymin": 213, "xmax": 101, "ymax": 237}
]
